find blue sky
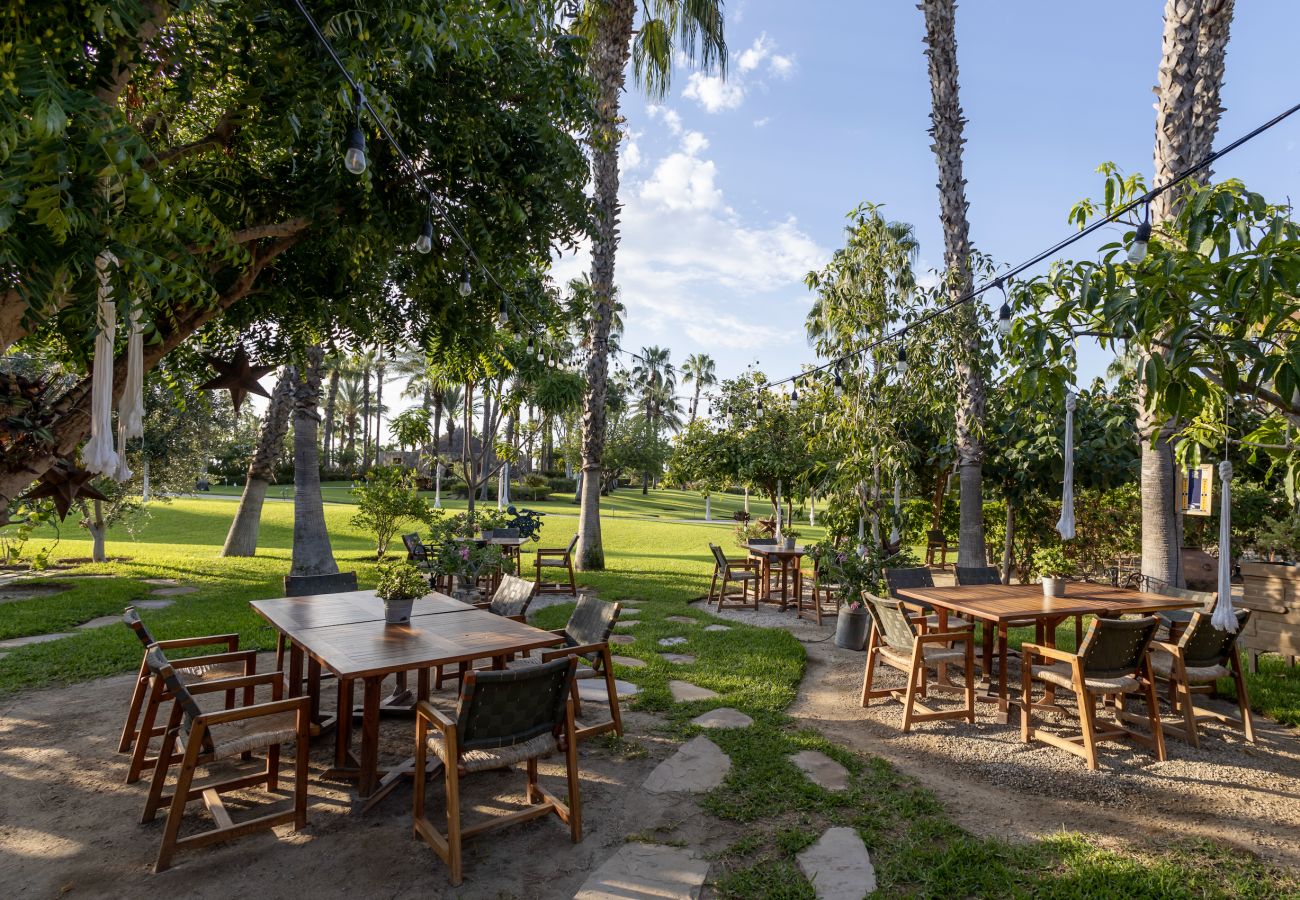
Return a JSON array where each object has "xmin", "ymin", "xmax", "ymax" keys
[{"xmin": 550, "ymin": 0, "xmax": 1300, "ymax": 392}]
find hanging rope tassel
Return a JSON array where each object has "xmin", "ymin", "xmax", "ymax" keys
[
  {"xmin": 113, "ymin": 303, "xmax": 145, "ymax": 482},
  {"xmin": 889, "ymin": 477, "xmax": 902, "ymax": 545},
  {"xmin": 81, "ymin": 251, "xmax": 120, "ymax": 476},
  {"xmin": 1212, "ymin": 460, "xmax": 1238, "ymax": 632},
  {"xmin": 1056, "ymin": 392, "xmax": 1076, "ymax": 540}
]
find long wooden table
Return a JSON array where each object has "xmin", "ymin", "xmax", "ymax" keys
[
  {"xmin": 892, "ymin": 583, "xmax": 1197, "ymax": 720},
  {"xmin": 746, "ymin": 544, "xmax": 806, "ymax": 609},
  {"xmin": 251, "ymin": 590, "xmax": 561, "ymax": 800}
]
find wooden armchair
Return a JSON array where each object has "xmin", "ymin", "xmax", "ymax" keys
[
  {"xmin": 884, "ymin": 566, "xmax": 967, "ymax": 633},
  {"xmin": 1144, "ymin": 609, "xmax": 1254, "ymax": 746},
  {"xmin": 708, "ymin": 543, "xmax": 759, "ymax": 610},
  {"xmin": 924, "ymin": 529, "xmax": 951, "ymax": 568},
  {"xmin": 119, "ymin": 607, "xmax": 258, "ymax": 783},
  {"xmin": 1021, "ymin": 616, "xmax": 1165, "ymax": 770},
  {"xmin": 403, "ymin": 532, "xmax": 435, "ymax": 572},
  {"xmin": 860, "ymin": 593, "xmax": 976, "ymax": 731},
  {"xmin": 140, "ymin": 646, "xmax": 310, "ymax": 872},
  {"xmin": 414, "ymin": 656, "xmax": 581, "ymax": 886},
  {"xmin": 1149, "ymin": 583, "xmax": 1217, "ymax": 640},
  {"xmin": 534, "ymin": 534, "xmax": 578, "ymax": 596},
  {"xmin": 802, "ymin": 553, "xmax": 843, "ymax": 625},
  {"xmin": 474, "ymin": 573, "xmax": 536, "ymax": 622}
]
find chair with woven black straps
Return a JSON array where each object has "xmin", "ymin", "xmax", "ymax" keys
[
  {"xmin": 1020, "ymin": 616, "xmax": 1165, "ymax": 770},
  {"xmin": 119, "ymin": 607, "xmax": 259, "ymax": 784},
  {"xmin": 475, "ymin": 573, "xmax": 536, "ymax": 622},
  {"xmin": 924, "ymin": 529, "xmax": 951, "ymax": 569},
  {"xmin": 883, "ymin": 566, "xmax": 959, "ymax": 633},
  {"xmin": 1149, "ymin": 583, "xmax": 1217, "ymax": 641},
  {"xmin": 708, "ymin": 543, "xmax": 759, "ymax": 610},
  {"xmin": 800, "ymin": 552, "xmax": 843, "ymax": 625},
  {"xmin": 403, "ymin": 532, "xmax": 435, "ymax": 572},
  {"xmin": 1144, "ymin": 609, "xmax": 1254, "ymax": 746},
  {"xmin": 533, "ymin": 534, "xmax": 578, "ymax": 596},
  {"xmin": 276, "ymin": 571, "xmax": 359, "ymax": 674},
  {"xmin": 860, "ymin": 593, "xmax": 976, "ymax": 732},
  {"xmin": 414, "ymin": 655, "xmax": 581, "ymax": 886},
  {"xmin": 140, "ymin": 645, "xmax": 310, "ymax": 872}
]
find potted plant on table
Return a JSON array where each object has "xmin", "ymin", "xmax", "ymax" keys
[
  {"xmin": 781, "ymin": 528, "xmax": 800, "ymax": 551},
  {"xmin": 375, "ymin": 560, "xmax": 428, "ymax": 625},
  {"xmin": 1031, "ymin": 545, "xmax": 1076, "ymax": 598}
]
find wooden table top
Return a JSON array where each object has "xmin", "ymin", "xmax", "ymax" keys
[
  {"xmin": 274, "ymin": 608, "xmax": 561, "ymax": 679},
  {"xmin": 747, "ymin": 544, "xmax": 806, "ymax": 557},
  {"xmin": 894, "ymin": 583, "xmax": 1198, "ymax": 624},
  {"xmin": 251, "ymin": 589, "xmax": 473, "ymax": 632}
]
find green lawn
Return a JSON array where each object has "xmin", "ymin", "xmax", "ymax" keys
[{"xmin": 2, "ymin": 489, "xmax": 1296, "ymax": 897}]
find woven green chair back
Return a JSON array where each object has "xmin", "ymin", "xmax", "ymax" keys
[
  {"xmin": 709, "ymin": 543, "xmax": 729, "ymax": 571},
  {"xmin": 489, "ymin": 575, "xmax": 534, "ymax": 618},
  {"xmin": 144, "ymin": 645, "xmax": 214, "ymax": 753},
  {"xmin": 123, "ymin": 606, "xmax": 155, "ymax": 648},
  {"xmin": 1077, "ymin": 616, "xmax": 1160, "ymax": 679},
  {"xmin": 955, "ymin": 566, "xmax": 1001, "ymax": 586},
  {"xmin": 456, "ymin": 656, "xmax": 576, "ymax": 752},
  {"xmin": 1180, "ymin": 609, "xmax": 1250, "ymax": 669},
  {"xmin": 884, "ymin": 567, "xmax": 934, "ymax": 600},
  {"xmin": 284, "ymin": 571, "xmax": 358, "ymax": 598},
  {"xmin": 861, "ymin": 593, "xmax": 917, "ymax": 653},
  {"xmin": 1151, "ymin": 582, "xmax": 1216, "ymax": 610},
  {"xmin": 564, "ymin": 594, "xmax": 620, "ymax": 652}
]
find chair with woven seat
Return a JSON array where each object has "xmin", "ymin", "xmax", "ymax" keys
[
  {"xmin": 119, "ymin": 607, "xmax": 259, "ymax": 784},
  {"xmin": 533, "ymin": 534, "xmax": 578, "ymax": 596},
  {"xmin": 475, "ymin": 573, "xmax": 536, "ymax": 622},
  {"xmin": 1149, "ymin": 583, "xmax": 1216, "ymax": 640},
  {"xmin": 403, "ymin": 532, "xmax": 436, "ymax": 572},
  {"xmin": 800, "ymin": 553, "xmax": 843, "ymax": 625},
  {"xmin": 140, "ymin": 646, "xmax": 309, "ymax": 872},
  {"xmin": 1020, "ymin": 616, "xmax": 1165, "ymax": 770},
  {"xmin": 860, "ymin": 593, "xmax": 976, "ymax": 732},
  {"xmin": 414, "ymin": 656, "xmax": 581, "ymax": 886},
  {"xmin": 708, "ymin": 543, "xmax": 759, "ymax": 610},
  {"xmin": 883, "ymin": 566, "xmax": 963, "ymax": 633},
  {"xmin": 1145, "ymin": 609, "xmax": 1254, "ymax": 746},
  {"xmin": 924, "ymin": 529, "xmax": 951, "ymax": 568}
]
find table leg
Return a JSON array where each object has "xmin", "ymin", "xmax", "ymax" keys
[
  {"xmin": 359, "ymin": 676, "xmax": 382, "ymax": 797},
  {"xmin": 981, "ymin": 621, "xmax": 994, "ymax": 679},
  {"xmin": 288, "ymin": 642, "xmax": 304, "ymax": 698},
  {"xmin": 308, "ymin": 656, "xmax": 322, "ymax": 723},
  {"xmin": 997, "ymin": 624, "xmax": 1010, "ymax": 720},
  {"xmin": 335, "ymin": 677, "xmax": 354, "ymax": 769},
  {"xmin": 935, "ymin": 609, "xmax": 953, "ymax": 686}
]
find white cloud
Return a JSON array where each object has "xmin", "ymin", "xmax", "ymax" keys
[
  {"xmin": 753, "ymin": 116, "xmax": 770, "ymax": 128},
  {"xmin": 770, "ymin": 54, "xmax": 795, "ymax": 78},
  {"xmin": 681, "ymin": 32, "xmax": 796, "ymax": 114},
  {"xmin": 681, "ymin": 130, "xmax": 709, "ymax": 155},
  {"xmin": 646, "ymin": 104, "xmax": 683, "ymax": 135},
  {"xmin": 737, "ymin": 33, "xmax": 774, "ymax": 72},
  {"xmin": 682, "ymin": 71, "xmax": 745, "ymax": 113},
  {"xmin": 640, "ymin": 152, "xmax": 722, "ymax": 212}
]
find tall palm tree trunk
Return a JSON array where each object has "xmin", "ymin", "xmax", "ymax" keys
[
  {"xmin": 322, "ymin": 364, "xmax": 340, "ymax": 469},
  {"xmin": 920, "ymin": 0, "xmax": 986, "ymax": 568},
  {"xmin": 291, "ymin": 346, "xmax": 339, "ymax": 576},
  {"xmin": 222, "ymin": 369, "xmax": 294, "ymax": 557},
  {"xmin": 373, "ymin": 359, "xmax": 385, "ymax": 469},
  {"xmin": 577, "ymin": 0, "xmax": 636, "ymax": 572}
]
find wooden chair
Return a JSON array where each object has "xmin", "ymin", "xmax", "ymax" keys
[
  {"xmin": 883, "ymin": 567, "xmax": 957, "ymax": 633},
  {"xmin": 1021, "ymin": 616, "xmax": 1165, "ymax": 770},
  {"xmin": 860, "ymin": 593, "xmax": 976, "ymax": 731},
  {"xmin": 924, "ymin": 529, "xmax": 951, "ymax": 568},
  {"xmin": 475, "ymin": 573, "xmax": 536, "ymax": 622},
  {"xmin": 140, "ymin": 645, "xmax": 310, "ymax": 873},
  {"xmin": 119, "ymin": 607, "xmax": 259, "ymax": 784},
  {"xmin": 1145, "ymin": 609, "xmax": 1254, "ymax": 746},
  {"xmin": 414, "ymin": 656, "xmax": 581, "ymax": 886},
  {"xmin": 799, "ymin": 554, "xmax": 842, "ymax": 625},
  {"xmin": 514, "ymin": 595, "xmax": 622, "ymax": 740},
  {"xmin": 403, "ymin": 532, "xmax": 435, "ymax": 572},
  {"xmin": 708, "ymin": 543, "xmax": 759, "ymax": 610},
  {"xmin": 277, "ymin": 571, "xmax": 358, "ymax": 673},
  {"xmin": 1149, "ymin": 583, "xmax": 1217, "ymax": 640},
  {"xmin": 534, "ymin": 534, "xmax": 578, "ymax": 596}
]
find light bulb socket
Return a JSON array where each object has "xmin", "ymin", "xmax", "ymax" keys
[
  {"xmin": 415, "ymin": 217, "xmax": 433, "ymax": 254},
  {"xmin": 459, "ymin": 264, "xmax": 472, "ymax": 298},
  {"xmin": 344, "ymin": 126, "xmax": 367, "ymax": 175}
]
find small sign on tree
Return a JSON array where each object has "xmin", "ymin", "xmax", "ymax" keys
[{"xmin": 1180, "ymin": 464, "xmax": 1215, "ymax": 517}]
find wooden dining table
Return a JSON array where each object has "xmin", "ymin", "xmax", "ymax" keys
[
  {"xmin": 251, "ymin": 589, "xmax": 561, "ymax": 801},
  {"xmin": 746, "ymin": 543, "xmax": 806, "ymax": 609},
  {"xmin": 891, "ymin": 582, "xmax": 1198, "ymax": 721}
]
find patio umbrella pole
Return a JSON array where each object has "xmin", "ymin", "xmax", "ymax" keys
[
  {"xmin": 1212, "ymin": 459, "xmax": 1237, "ymax": 631},
  {"xmin": 1055, "ymin": 391, "xmax": 1076, "ymax": 540}
]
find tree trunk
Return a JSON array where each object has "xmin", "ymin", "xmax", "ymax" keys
[
  {"xmin": 920, "ymin": 0, "xmax": 986, "ymax": 568},
  {"xmin": 690, "ymin": 383, "xmax": 701, "ymax": 423},
  {"xmin": 90, "ymin": 498, "xmax": 107, "ymax": 563},
  {"xmin": 373, "ymin": 359, "xmax": 385, "ymax": 469},
  {"xmin": 577, "ymin": 0, "xmax": 636, "ymax": 572},
  {"xmin": 222, "ymin": 369, "xmax": 294, "ymax": 557},
  {"xmin": 322, "ymin": 364, "xmax": 340, "ymax": 469},
  {"xmin": 1001, "ymin": 501, "xmax": 1015, "ymax": 584},
  {"xmin": 361, "ymin": 363, "xmax": 372, "ymax": 472},
  {"xmin": 291, "ymin": 346, "xmax": 339, "ymax": 577}
]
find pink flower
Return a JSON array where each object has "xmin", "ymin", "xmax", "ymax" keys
[{"xmin": 460, "ymin": 547, "xmax": 470, "ymax": 560}]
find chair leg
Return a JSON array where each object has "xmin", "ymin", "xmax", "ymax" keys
[
  {"xmin": 444, "ymin": 762, "xmax": 463, "ymax": 886},
  {"xmin": 266, "ymin": 737, "xmax": 281, "ymax": 793},
  {"xmin": 564, "ymin": 701, "xmax": 582, "ymax": 842},
  {"xmin": 155, "ymin": 733, "xmax": 203, "ymax": 873},
  {"xmin": 1142, "ymin": 664, "xmax": 1166, "ymax": 762},
  {"xmin": 602, "ymin": 648, "xmax": 623, "ymax": 736},
  {"xmin": 275, "ymin": 632, "xmax": 287, "ymax": 674},
  {"xmin": 128, "ymin": 675, "xmax": 167, "ymax": 784},
  {"xmin": 1231, "ymin": 650, "xmax": 1256, "ymax": 743},
  {"xmin": 567, "ymin": 560, "xmax": 577, "ymax": 596},
  {"xmin": 294, "ymin": 711, "xmax": 309, "ymax": 829},
  {"xmin": 1021, "ymin": 667, "xmax": 1034, "ymax": 743},
  {"xmin": 1078, "ymin": 687, "xmax": 1100, "ymax": 771},
  {"xmin": 964, "ymin": 640, "xmax": 976, "ymax": 723},
  {"xmin": 708, "ymin": 569, "xmax": 719, "ymax": 605},
  {"xmin": 860, "ymin": 631, "xmax": 880, "ymax": 708},
  {"xmin": 901, "ymin": 651, "xmax": 923, "ymax": 733},
  {"xmin": 119, "ymin": 659, "xmax": 149, "ymax": 753}
]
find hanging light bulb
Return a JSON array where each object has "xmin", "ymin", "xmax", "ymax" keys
[
  {"xmin": 526, "ymin": 335, "xmax": 536, "ymax": 359},
  {"xmin": 756, "ymin": 393, "xmax": 764, "ymax": 415},
  {"xmin": 894, "ymin": 344, "xmax": 908, "ymax": 377},
  {"xmin": 996, "ymin": 278, "xmax": 1011, "ymax": 337},
  {"xmin": 833, "ymin": 365, "xmax": 844, "ymax": 399},
  {"xmin": 1128, "ymin": 203, "xmax": 1152, "ymax": 264},
  {"xmin": 344, "ymin": 88, "xmax": 367, "ymax": 174},
  {"xmin": 414, "ymin": 212, "xmax": 433, "ymax": 254},
  {"xmin": 790, "ymin": 384, "xmax": 799, "ymax": 407},
  {"xmin": 459, "ymin": 264, "xmax": 472, "ymax": 298},
  {"xmin": 536, "ymin": 338, "xmax": 545, "ymax": 361},
  {"xmin": 497, "ymin": 298, "xmax": 508, "ymax": 327}
]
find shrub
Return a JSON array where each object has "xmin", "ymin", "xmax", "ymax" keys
[
  {"xmin": 546, "ymin": 476, "xmax": 576, "ymax": 494},
  {"xmin": 512, "ymin": 484, "xmax": 553, "ymax": 501},
  {"xmin": 350, "ymin": 467, "xmax": 433, "ymax": 558},
  {"xmin": 375, "ymin": 560, "xmax": 427, "ymax": 601},
  {"xmin": 1030, "ymin": 545, "xmax": 1076, "ymax": 578}
]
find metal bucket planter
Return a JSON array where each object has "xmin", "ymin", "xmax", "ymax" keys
[
  {"xmin": 782, "ymin": 536, "xmax": 796, "ymax": 550},
  {"xmin": 834, "ymin": 607, "xmax": 870, "ymax": 650},
  {"xmin": 384, "ymin": 597, "xmax": 415, "ymax": 625},
  {"xmin": 1042, "ymin": 576, "xmax": 1066, "ymax": 598}
]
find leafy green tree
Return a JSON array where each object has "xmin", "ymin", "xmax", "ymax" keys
[
  {"xmin": 350, "ymin": 465, "xmax": 433, "ymax": 558},
  {"xmin": 666, "ymin": 418, "xmax": 729, "ymax": 520},
  {"xmin": 390, "ymin": 408, "xmax": 434, "ymax": 456}
]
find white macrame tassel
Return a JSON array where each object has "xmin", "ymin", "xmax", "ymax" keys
[
  {"xmin": 889, "ymin": 477, "xmax": 902, "ymax": 545},
  {"xmin": 81, "ymin": 251, "xmax": 120, "ymax": 476},
  {"xmin": 1212, "ymin": 460, "xmax": 1238, "ymax": 632},
  {"xmin": 113, "ymin": 303, "xmax": 145, "ymax": 481},
  {"xmin": 1056, "ymin": 392, "xmax": 1076, "ymax": 540}
]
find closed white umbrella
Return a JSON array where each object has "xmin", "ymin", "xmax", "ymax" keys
[
  {"xmin": 81, "ymin": 251, "xmax": 119, "ymax": 476},
  {"xmin": 113, "ymin": 302, "xmax": 145, "ymax": 481},
  {"xmin": 889, "ymin": 477, "xmax": 902, "ymax": 545},
  {"xmin": 1055, "ymin": 392, "xmax": 1076, "ymax": 540},
  {"xmin": 1212, "ymin": 460, "xmax": 1238, "ymax": 632}
]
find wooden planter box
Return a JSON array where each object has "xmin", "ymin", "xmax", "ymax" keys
[{"xmin": 1238, "ymin": 561, "xmax": 1300, "ymax": 669}]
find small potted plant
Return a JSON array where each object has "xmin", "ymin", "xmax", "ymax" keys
[
  {"xmin": 1032, "ymin": 545, "xmax": 1076, "ymax": 598},
  {"xmin": 782, "ymin": 528, "xmax": 800, "ymax": 551},
  {"xmin": 375, "ymin": 559, "xmax": 427, "ymax": 625},
  {"xmin": 835, "ymin": 597, "xmax": 871, "ymax": 650}
]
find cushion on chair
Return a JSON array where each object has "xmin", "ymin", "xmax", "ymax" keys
[
  {"xmin": 1031, "ymin": 663, "xmax": 1138, "ymax": 693},
  {"xmin": 201, "ymin": 710, "xmax": 299, "ymax": 760},
  {"xmin": 178, "ymin": 661, "xmax": 249, "ymax": 684},
  {"xmin": 879, "ymin": 645, "xmax": 967, "ymax": 669},
  {"xmin": 428, "ymin": 729, "xmax": 559, "ymax": 773},
  {"xmin": 1149, "ymin": 649, "xmax": 1229, "ymax": 682}
]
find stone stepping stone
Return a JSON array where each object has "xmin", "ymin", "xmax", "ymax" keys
[
  {"xmin": 609, "ymin": 634, "xmax": 636, "ymax": 645},
  {"xmin": 664, "ymin": 615, "xmax": 697, "ymax": 624},
  {"xmin": 579, "ymin": 678, "xmax": 639, "ymax": 701},
  {"xmin": 643, "ymin": 735, "xmax": 731, "ymax": 794},
  {"xmin": 142, "ymin": 578, "xmax": 178, "ymax": 586},
  {"xmin": 797, "ymin": 827, "xmax": 876, "ymax": 899},
  {"xmin": 690, "ymin": 708, "xmax": 752, "ymax": 729},
  {"xmin": 703, "ymin": 624, "xmax": 730, "ymax": 633},
  {"xmin": 669, "ymin": 680, "xmax": 719, "ymax": 702},
  {"xmin": 615, "ymin": 619, "xmax": 641, "ymax": 628},
  {"xmin": 0, "ymin": 632, "xmax": 72, "ymax": 650},
  {"xmin": 658, "ymin": 636, "xmax": 688, "ymax": 647},
  {"xmin": 611, "ymin": 655, "xmax": 646, "ymax": 668},
  {"xmin": 150, "ymin": 585, "xmax": 198, "ymax": 597},
  {"xmin": 0, "ymin": 652, "xmax": 7, "ymax": 661},
  {"xmin": 132, "ymin": 599, "xmax": 174, "ymax": 610},
  {"xmin": 620, "ymin": 607, "xmax": 642, "ymax": 616},
  {"xmin": 661, "ymin": 654, "xmax": 696, "ymax": 665},
  {"xmin": 574, "ymin": 842, "xmax": 710, "ymax": 900},
  {"xmin": 791, "ymin": 750, "xmax": 850, "ymax": 791},
  {"xmin": 76, "ymin": 615, "xmax": 121, "ymax": 631}
]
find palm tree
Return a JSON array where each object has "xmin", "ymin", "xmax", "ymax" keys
[
  {"xmin": 290, "ymin": 345, "xmax": 339, "ymax": 576},
  {"xmin": 571, "ymin": 0, "xmax": 727, "ymax": 570},
  {"xmin": 681, "ymin": 353, "xmax": 716, "ymax": 422},
  {"xmin": 631, "ymin": 346, "xmax": 678, "ymax": 493},
  {"xmin": 1140, "ymin": 0, "xmax": 1236, "ymax": 588},
  {"xmin": 321, "ymin": 352, "xmax": 344, "ymax": 468},
  {"xmin": 919, "ymin": 0, "xmax": 986, "ymax": 569},
  {"xmin": 222, "ymin": 368, "xmax": 294, "ymax": 557},
  {"xmin": 335, "ymin": 374, "xmax": 364, "ymax": 468}
]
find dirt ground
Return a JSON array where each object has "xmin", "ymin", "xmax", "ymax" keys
[
  {"xmin": 706, "ymin": 601, "xmax": 1300, "ymax": 869},
  {"xmin": 0, "ymin": 659, "xmax": 739, "ymax": 899}
]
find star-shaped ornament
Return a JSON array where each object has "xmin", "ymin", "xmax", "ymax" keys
[
  {"xmin": 26, "ymin": 462, "xmax": 110, "ymax": 520},
  {"xmin": 198, "ymin": 347, "xmax": 274, "ymax": 414}
]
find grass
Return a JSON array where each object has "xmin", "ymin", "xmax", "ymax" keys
[{"xmin": 2, "ymin": 488, "xmax": 1297, "ymax": 896}]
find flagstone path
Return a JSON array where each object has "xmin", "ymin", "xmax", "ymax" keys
[
  {"xmin": 611, "ymin": 655, "xmax": 646, "ymax": 668},
  {"xmin": 579, "ymin": 678, "xmax": 639, "ymax": 701},
  {"xmin": 703, "ymin": 624, "xmax": 730, "ymax": 632},
  {"xmin": 643, "ymin": 735, "xmax": 731, "ymax": 794},
  {"xmin": 791, "ymin": 750, "xmax": 850, "ymax": 791},
  {"xmin": 690, "ymin": 708, "xmax": 753, "ymax": 729},
  {"xmin": 609, "ymin": 633, "xmax": 636, "ymax": 645},
  {"xmin": 658, "ymin": 636, "xmax": 688, "ymax": 647},
  {"xmin": 574, "ymin": 842, "xmax": 711, "ymax": 900},
  {"xmin": 669, "ymin": 680, "xmax": 719, "ymax": 702},
  {"xmin": 149, "ymin": 585, "xmax": 198, "ymax": 597},
  {"xmin": 660, "ymin": 653, "xmax": 696, "ymax": 664},
  {"xmin": 614, "ymin": 619, "xmax": 640, "ymax": 628},
  {"xmin": 664, "ymin": 615, "xmax": 697, "ymax": 624},
  {"xmin": 796, "ymin": 827, "xmax": 876, "ymax": 900}
]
